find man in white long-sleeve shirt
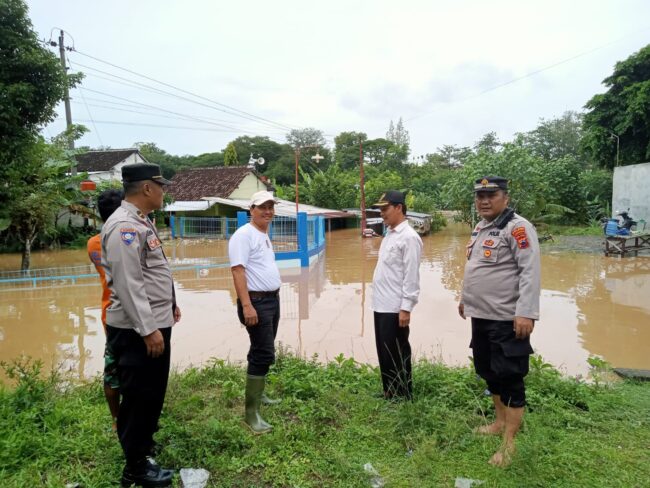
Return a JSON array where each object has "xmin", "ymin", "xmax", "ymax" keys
[{"xmin": 371, "ymin": 191, "xmax": 422, "ymax": 400}]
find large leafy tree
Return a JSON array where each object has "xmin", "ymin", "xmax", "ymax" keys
[
  {"xmin": 286, "ymin": 127, "xmax": 330, "ymax": 173},
  {"xmin": 8, "ymin": 134, "xmax": 83, "ymax": 270},
  {"xmin": 0, "ymin": 0, "xmax": 73, "ymax": 229},
  {"xmin": 1, "ymin": 0, "xmax": 84, "ymax": 270},
  {"xmin": 230, "ymin": 135, "xmax": 291, "ymax": 174},
  {"xmin": 333, "ymin": 131, "xmax": 366, "ymax": 170},
  {"xmin": 517, "ymin": 111, "xmax": 585, "ymax": 165},
  {"xmin": 582, "ymin": 44, "xmax": 650, "ymax": 168}
]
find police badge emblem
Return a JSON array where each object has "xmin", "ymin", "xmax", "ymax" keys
[{"xmin": 120, "ymin": 228, "xmax": 137, "ymax": 245}]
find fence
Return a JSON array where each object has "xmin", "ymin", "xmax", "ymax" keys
[
  {"xmin": 235, "ymin": 212, "xmax": 326, "ymax": 267},
  {"xmin": 169, "ymin": 216, "xmax": 238, "ymax": 239},
  {"xmin": 0, "ymin": 212, "xmax": 326, "ymax": 288}
]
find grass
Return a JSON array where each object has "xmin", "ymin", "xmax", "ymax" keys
[
  {"xmin": 1, "ymin": 353, "xmax": 649, "ymax": 487},
  {"xmin": 543, "ymin": 224, "xmax": 604, "ymax": 237}
]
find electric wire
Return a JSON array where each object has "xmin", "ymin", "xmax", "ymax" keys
[
  {"xmin": 68, "ymin": 59, "xmax": 293, "ymax": 135},
  {"xmin": 69, "ymin": 53, "xmax": 104, "ymax": 146},
  {"xmin": 71, "ymin": 48, "xmax": 299, "ymax": 132},
  {"xmin": 406, "ymin": 26, "xmax": 650, "ymax": 122},
  {"xmin": 69, "ymin": 100, "xmax": 289, "ymax": 137}
]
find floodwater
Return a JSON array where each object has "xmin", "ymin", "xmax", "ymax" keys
[{"xmin": 1, "ymin": 224, "xmax": 649, "ymax": 382}]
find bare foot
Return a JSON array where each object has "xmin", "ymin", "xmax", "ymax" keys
[
  {"xmin": 474, "ymin": 422, "xmax": 504, "ymax": 435},
  {"xmin": 488, "ymin": 444, "xmax": 515, "ymax": 467}
]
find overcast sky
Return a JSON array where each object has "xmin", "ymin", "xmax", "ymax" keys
[{"xmin": 28, "ymin": 0, "xmax": 650, "ymax": 160}]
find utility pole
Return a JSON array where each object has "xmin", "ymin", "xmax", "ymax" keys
[
  {"xmin": 57, "ymin": 30, "xmax": 76, "ymax": 173},
  {"xmin": 359, "ymin": 139, "xmax": 366, "ymax": 235}
]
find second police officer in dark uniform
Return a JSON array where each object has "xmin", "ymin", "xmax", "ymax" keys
[
  {"xmin": 458, "ymin": 176, "xmax": 540, "ymax": 468},
  {"xmin": 102, "ymin": 163, "xmax": 181, "ymax": 487}
]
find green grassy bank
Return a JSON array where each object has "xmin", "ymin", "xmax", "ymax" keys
[{"xmin": 1, "ymin": 353, "xmax": 648, "ymax": 487}]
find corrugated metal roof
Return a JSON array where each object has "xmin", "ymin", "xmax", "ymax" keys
[
  {"xmin": 201, "ymin": 197, "xmax": 350, "ymax": 218},
  {"xmin": 164, "ymin": 201, "xmax": 216, "ymax": 212}
]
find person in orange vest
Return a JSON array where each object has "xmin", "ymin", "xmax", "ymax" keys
[{"xmin": 87, "ymin": 188, "xmax": 124, "ymax": 432}]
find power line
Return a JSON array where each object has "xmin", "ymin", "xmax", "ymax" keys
[
  {"xmin": 77, "ymin": 94, "xmax": 288, "ymax": 132},
  {"xmin": 69, "ymin": 58, "xmax": 293, "ymax": 135},
  {"xmin": 77, "ymin": 86, "xmax": 104, "ymax": 146},
  {"xmin": 69, "ymin": 100, "xmax": 289, "ymax": 137},
  {"xmin": 56, "ymin": 118, "xmax": 287, "ymax": 143},
  {"xmin": 77, "ymin": 87, "xmax": 258, "ymax": 133},
  {"xmin": 71, "ymin": 48, "xmax": 299, "ymax": 132},
  {"xmin": 69, "ymin": 53, "xmax": 104, "ymax": 147},
  {"xmin": 406, "ymin": 26, "xmax": 650, "ymax": 122}
]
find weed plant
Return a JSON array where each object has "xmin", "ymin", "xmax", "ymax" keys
[{"xmin": 1, "ymin": 352, "xmax": 648, "ymax": 487}]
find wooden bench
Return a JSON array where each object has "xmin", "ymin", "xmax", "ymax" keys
[{"xmin": 604, "ymin": 233, "xmax": 650, "ymax": 257}]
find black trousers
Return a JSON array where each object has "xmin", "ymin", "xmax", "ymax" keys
[
  {"xmin": 107, "ymin": 325, "xmax": 172, "ymax": 466},
  {"xmin": 471, "ymin": 318, "xmax": 533, "ymax": 408},
  {"xmin": 237, "ymin": 296, "xmax": 280, "ymax": 376},
  {"xmin": 374, "ymin": 312, "xmax": 412, "ymax": 399}
]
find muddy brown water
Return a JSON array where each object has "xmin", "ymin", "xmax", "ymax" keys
[{"xmin": 1, "ymin": 224, "xmax": 649, "ymax": 382}]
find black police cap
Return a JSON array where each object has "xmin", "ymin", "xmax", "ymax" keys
[
  {"xmin": 373, "ymin": 190, "xmax": 406, "ymax": 207},
  {"xmin": 122, "ymin": 163, "xmax": 172, "ymax": 185},
  {"xmin": 473, "ymin": 176, "xmax": 508, "ymax": 193}
]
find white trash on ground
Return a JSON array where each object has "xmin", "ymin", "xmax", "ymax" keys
[
  {"xmin": 363, "ymin": 463, "xmax": 385, "ymax": 488},
  {"xmin": 180, "ymin": 468, "xmax": 210, "ymax": 488},
  {"xmin": 455, "ymin": 477, "xmax": 485, "ymax": 488}
]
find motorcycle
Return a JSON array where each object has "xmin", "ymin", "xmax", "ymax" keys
[{"xmin": 601, "ymin": 209, "xmax": 638, "ymax": 236}]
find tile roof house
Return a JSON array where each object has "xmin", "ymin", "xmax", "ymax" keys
[
  {"xmin": 74, "ymin": 149, "xmax": 149, "ymax": 182},
  {"xmin": 165, "ymin": 166, "xmax": 272, "ymax": 217}
]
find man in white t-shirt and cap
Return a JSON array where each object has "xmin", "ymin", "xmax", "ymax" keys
[{"xmin": 228, "ymin": 190, "xmax": 282, "ymax": 434}]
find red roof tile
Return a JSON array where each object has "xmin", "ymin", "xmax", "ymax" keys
[{"xmin": 167, "ymin": 166, "xmax": 266, "ymax": 201}]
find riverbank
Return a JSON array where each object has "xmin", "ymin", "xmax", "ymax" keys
[{"xmin": 1, "ymin": 353, "xmax": 648, "ymax": 487}]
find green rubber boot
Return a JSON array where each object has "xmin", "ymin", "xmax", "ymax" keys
[
  {"xmin": 261, "ymin": 392, "xmax": 281, "ymax": 405},
  {"xmin": 245, "ymin": 375, "xmax": 273, "ymax": 434}
]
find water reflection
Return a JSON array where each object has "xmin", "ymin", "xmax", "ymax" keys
[{"xmin": 1, "ymin": 225, "xmax": 649, "ymax": 381}]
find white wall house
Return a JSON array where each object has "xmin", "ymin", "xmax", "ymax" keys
[
  {"xmin": 612, "ymin": 162, "xmax": 650, "ymax": 226},
  {"xmin": 74, "ymin": 149, "xmax": 149, "ymax": 183}
]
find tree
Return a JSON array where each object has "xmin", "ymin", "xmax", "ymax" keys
[
  {"xmin": 386, "ymin": 117, "xmax": 410, "ymax": 148},
  {"xmin": 0, "ymin": 0, "xmax": 76, "ymax": 230},
  {"xmin": 286, "ymin": 127, "xmax": 327, "ymax": 149},
  {"xmin": 362, "ymin": 167, "xmax": 403, "ymax": 209},
  {"xmin": 441, "ymin": 143, "xmax": 583, "ymax": 225},
  {"xmin": 286, "ymin": 128, "xmax": 330, "ymax": 173},
  {"xmin": 473, "ymin": 132, "xmax": 501, "ymax": 154},
  {"xmin": 7, "ymin": 134, "xmax": 83, "ymax": 270},
  {"xmin": 582, "ymin": 44, "xmax": 650, "ymax": 168},
  {"xmin": 517, "ymin": 111, "xmax": 585, "ymax": 164},
  {"xmin": 230, "ymin": 135, "xmax": 290, "ymax": 174},
  {"xmin": 333, "ymin": 131, "xmax": 366, "ymax": 170},
  {"xmin": 426, "ymin": 144, "xmax": 473, "ymax": 170},
  {"xmin": 223, "ymin": 142, "xmax": 239, "ymax": 166},
  {"xmin": 304, "ymin": 164, "xmax": 359, "ymax": 209}
]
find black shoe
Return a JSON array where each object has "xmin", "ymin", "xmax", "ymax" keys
[{"xmin": 121, "ymin": 458, "xmax": 174, "ymax": 487}]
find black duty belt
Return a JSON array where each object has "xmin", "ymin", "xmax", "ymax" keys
[{"xmin": 248, "ymin": 289, "xmax": 280, "ymax": 299}]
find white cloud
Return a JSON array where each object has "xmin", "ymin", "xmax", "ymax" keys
[{"xmin": 28, "ymin": 0, "xmax": 650, "ymax": 156}]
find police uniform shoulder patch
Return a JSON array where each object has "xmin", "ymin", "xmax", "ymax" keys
[
  {"xmin": 512, "ymin": 226, "xmax": 529, "ymax": 249},
  {"xmin": 147, "ymin": 235, "xmax": 161, "ymax": 250},
  {"xmin": 120, "ymin": 227, "xmax": 137, "ymax": 245}
]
